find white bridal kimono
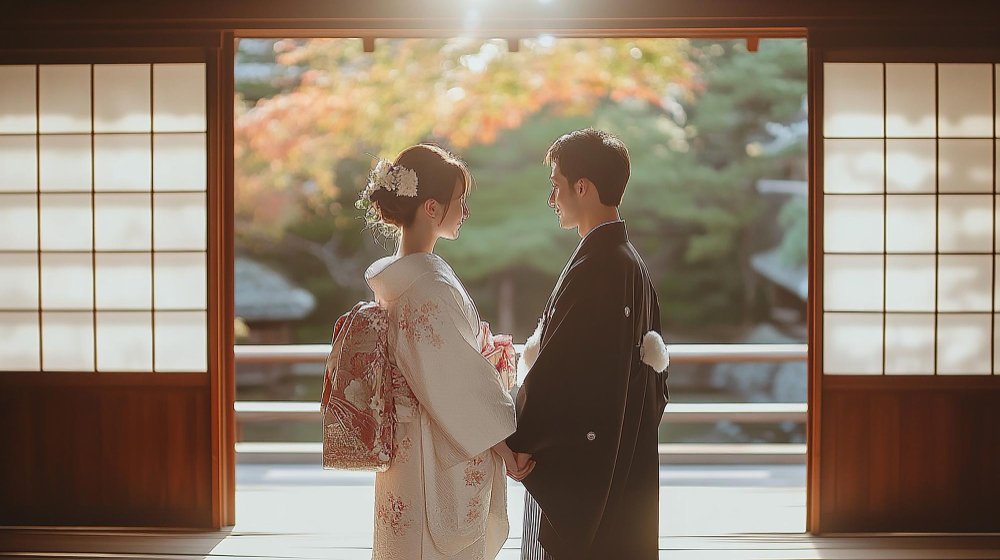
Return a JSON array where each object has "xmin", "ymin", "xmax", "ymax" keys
[{"xmin": 366, "ymin": 252, "xmax": 517, "ymax": 560}]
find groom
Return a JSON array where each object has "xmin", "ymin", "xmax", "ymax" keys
[{"xmin": 506, "ymin": 128, "xmax": 669, "ymax": 560}]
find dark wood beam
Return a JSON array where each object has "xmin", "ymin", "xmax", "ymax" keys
[{"xmin": 3, "ymin": 0, "xmax": 999, "ymax": 33}]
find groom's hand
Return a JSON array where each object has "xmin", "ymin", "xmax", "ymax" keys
[
  {"xmin": 508, "ymin": 452, "xmax": 535, "ymax": 481},
  {"xmin": 494, "ymin": 441, "xmax": 534, "ymax": 480}
]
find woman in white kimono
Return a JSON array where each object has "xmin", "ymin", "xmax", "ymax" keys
[{"xmin": 358, "ymin": 144, "xmax": 530, "ymax": 560}]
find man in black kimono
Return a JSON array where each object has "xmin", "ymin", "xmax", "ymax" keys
[{"xmin": 506, "ymin": 128, "xmax": 669, "ymax": 560}]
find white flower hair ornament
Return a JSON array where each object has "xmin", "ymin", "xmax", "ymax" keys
[
  {"xmin": 367, "ymin": 159, "xmax": 419, "ymax": 198},
  {"xmin": 356, "ymin": 159, "xmax": 420, "ymax": 234}
]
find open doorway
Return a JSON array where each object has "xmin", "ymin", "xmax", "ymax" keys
[{"xmin": 231, "ymin": 35, "xmax": 808, "ymax": 549}]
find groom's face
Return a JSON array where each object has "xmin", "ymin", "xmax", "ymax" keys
[{"xmin": 549, "ymin": 162, "xmax": 580, "ymax": 230}]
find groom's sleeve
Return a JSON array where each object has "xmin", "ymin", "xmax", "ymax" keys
[{"xmin": 506, "ymin": 254, "xmax": 633, "ymax": 455}]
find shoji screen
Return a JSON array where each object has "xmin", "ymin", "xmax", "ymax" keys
[
  {"xmin": 0, "ymin": 63, "xmax": 208, "ymax": 373},
  {"xmin": 0, "ymin": 56, "xmax": 223, "ymax": 529},
  {"xmin": 816, "ymin": 58, "xmax": 1000, "ymax": 534},
  {"xmin": 822, "ymin": 63, "xmax": 998, "ymax": 376}
]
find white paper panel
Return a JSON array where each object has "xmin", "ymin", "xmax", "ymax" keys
[
  {"xmin": 938, "ymin": 64, "xmax": 993, "ymax": 138},
  {"xmin": 885, "ymin": 64, "xmax": 936, "ymax": 138},
  {"xmin": 824, "ymin": 63, "xmax": 884, "ymax": 138},
  {"xmin": 938, "ymin": 139, "xmax": 993, "ymax": 193},
  {"xmin": 38, "ymin": 65, "xmax": 91, "ymax": 134},
  {"xmin": 94, "ymin": 193, "xmax": 151, "ymax": 251},
  {"xmin": 154, "ymin": 252, "xmax": 206, "ymax": 309},
  {"xmin": 938, "ymin": 255, "xmax": 992, "ymax": 312},
  {"xmin": 40, "ymin": 253, "xmax": 93, "ymax": 310},
  {"xmin": 884, "ymin": 313, "xmax": 935, "ymax": 374},
  {"xmin": 938, "ymin": 195, "xmax": 993, "ymax": 253},
  {"xmin": 996, "ymin": 195, "xmax": 1000, "ymax": 255},
  {"xmin": 0, "ymin": 253, "xmax": 38, "ymax": 309},
  {"xmin": 823, "ymin": 139, "xmax": 884, "ymax": 193},
  {"xmin": 0, "ymin": 135, "xmax": 37, "ymax": 192},
  {"xmin": 0, "ymin": 312, "xmax": 40, "ymax": 370},
  {"xmin": 937, "ymin": 314, "xmax": 992, "ymax": 374},
  {"xmin": 153, "ymin": 133, "xmax": 206, "ymax": 191},
  {"xmin": 153, "ymin": 193, "xmax": 206, "ymax": 250},
  {"xmin": 823, "ymin": 255, "xmax": 883, "ymax": 311},
  {"xmin": 885, "ymin": 255, "xmax": 936, "ymax": 312},
  {"xmin": 823, "ymin": 312, "xmax": 883, "ymax": 374},
  {"xmin": 153, "ymin": 64, "xmax": 206, "ymax": 133},
  {"xmin": 94, "ymin": 134, "xmax": 151, "ymax": 191},
  {"xmin": 96, "ymin": 311, "xmax": 152, "ymax": 371},
  {"xmin": 39, "ymin": 193, "xmax": 92, "ymax": 251},
  {"xmin": 95, "ymin": 253, "xmax": 151, "ymax": 310},
  {"xmin": 0, "ymin": 194, "xmax": 38, "ymax": 250},
  {"xmin": 824, "ymin": 195, "xmax": 884, "ymax": 253},
  {"xmin": 885, "ymin": 195, "xmax": 936, "ymax": 253},
  {"xmin": 996, "ymin": 259, "xmax": 1000, "ymax": 312},
  {"xmin": 154, "ymin": 311, "xmax": 206, "ymax": 372},
  {"xmin": 93, "ymin": 64, "xmax": 151, "ymax": 133},
  {"xmin": 0, "ymin": 66, "xmax": 37, "ymax": 134},
  {"xmin": 39, "ymin": 134, "xmax": 91, "ymax": 192},
  {"xmin": 41, "ymin": 311, "xmax": 94, "ymax": 371},
  {"xmin": 886, "ymin": 140, "xmax": 935, "ymax": 193},
  {"xmin": 995, "ymin": 314, "xmax": 1000, "ymax": 374}
]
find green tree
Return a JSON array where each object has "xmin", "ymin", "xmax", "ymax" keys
[
  {"xmin": 234, "ymin": 37, "xmax": 807, "ymax": 342},
  {"xmin": 625, "ymin": 39, "xmax": 807, "ymax": 334},
  {"xmin": 235, "ymin": 37, "xmax": 693, "ymax": 340},
  {"xmin": 446, "ymin": 40, "xmax": 807, "ymax": 338}
]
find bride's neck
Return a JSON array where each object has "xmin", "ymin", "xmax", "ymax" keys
[{"xmin": 396, "ymin": 225, "xmax": 437, "ymax": 257}]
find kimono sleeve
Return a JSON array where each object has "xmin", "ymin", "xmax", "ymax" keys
[
  {"xmin": 506, "ymin": 252, "xmax": 634, "ymax": 455},
  {"xmin": 393, "ymin": 280, "xmax": 517, "ymax": 469}
]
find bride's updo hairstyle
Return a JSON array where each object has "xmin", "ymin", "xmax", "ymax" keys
[{"xmin": 364, "ymin": 144, "xmax": 470, "ymax": 237}]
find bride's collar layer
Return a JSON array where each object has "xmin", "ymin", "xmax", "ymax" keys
[{"xmin": 365, "ymin": 252, "xmax": 446, "ymax": 301}]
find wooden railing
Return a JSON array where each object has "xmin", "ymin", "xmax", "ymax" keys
[{"xmin": 234, "ymin": 343, "xmax": 808, "ymax": 464}]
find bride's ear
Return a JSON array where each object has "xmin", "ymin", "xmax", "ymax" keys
[{"xmin": 422, "ymin": 198, "xmax": 438, "ymax": 219}]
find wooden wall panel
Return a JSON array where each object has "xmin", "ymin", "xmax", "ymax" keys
[
  {"xmin": 819, "ymin": 378, "xmax": 1000, "ymax": 533},
  {"xmin": 0, "ymin": 377, "xmax": 211, "ymax": 527}
]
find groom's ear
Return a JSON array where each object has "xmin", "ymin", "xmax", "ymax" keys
[{"xmin": 576, "ymin": 177, "xmax": 593, "ymax": 197}]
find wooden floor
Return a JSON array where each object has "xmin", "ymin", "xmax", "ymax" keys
[{"xmin": 2, "ymin": 465, "xmax": 998, "ymax": 560}]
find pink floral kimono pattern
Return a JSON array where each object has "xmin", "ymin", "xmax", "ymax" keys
[{"xmin": 366, "ymin": 253, "xmax": 517, "ymax": 560}]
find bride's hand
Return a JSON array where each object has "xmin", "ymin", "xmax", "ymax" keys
[{"xmin": 492, "ymin": 441, "xmax": 534, "ymax": 481}]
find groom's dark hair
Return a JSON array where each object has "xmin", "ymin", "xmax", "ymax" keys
[{"xmin": 544, "ymin": 128, "xmax": 630, "ymax": 207}]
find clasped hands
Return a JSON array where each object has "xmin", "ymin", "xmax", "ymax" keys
[{"xmin": 492, "ymin": 441, "xmax": 536, "ymax": 481}]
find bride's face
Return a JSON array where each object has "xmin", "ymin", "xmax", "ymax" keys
[{"xmin": 437, "ymin": 177, "xmax": 469, "ymax": 240}]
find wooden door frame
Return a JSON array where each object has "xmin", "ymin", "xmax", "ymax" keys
[
  {"xmin": 226, "ymin": 25, "xmax": 815, "ymax": 531},
  {"xmin": 6, "ymin": 3, "xmax": 995, "ymax": 530}
]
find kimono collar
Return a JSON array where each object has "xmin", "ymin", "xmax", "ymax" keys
[
  {"xmin": 575, "ymin": 220, "xmax": 628, "ymax": 259},
  {"xmin": 366, "ymin": 252, "xmax": 447, "ymax": 301}
]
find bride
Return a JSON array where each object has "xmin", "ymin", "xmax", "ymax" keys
[{"xmin": 359, "ymin": 144, "xmax": 530, "ymax": 559}]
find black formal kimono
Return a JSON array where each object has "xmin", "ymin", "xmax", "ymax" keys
[{"xmin": 507, "ymin": 221, "xmax": 668, "ymax": 560}]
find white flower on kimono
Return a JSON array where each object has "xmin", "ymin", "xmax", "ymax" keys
[
  {"xmin": 345, "ymin": 378, "xmax": 373, "ymax": 410},
  {"xmin": 369, "ymin": 392, "xmax": 386, "ymax": 422},
  {"xmin": 369, "ymin": 312, "xmax": 388, "ymax": 334}
]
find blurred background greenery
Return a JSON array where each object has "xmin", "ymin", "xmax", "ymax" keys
[{"xmin": 234, "ymin": 37, "xmax": 808, "ymax": 445}]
